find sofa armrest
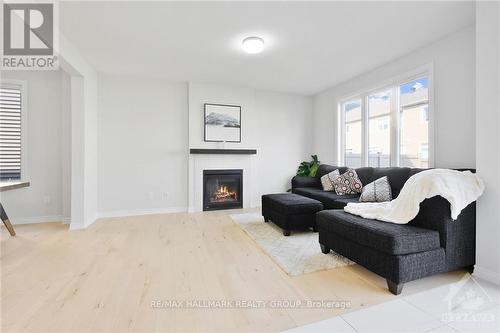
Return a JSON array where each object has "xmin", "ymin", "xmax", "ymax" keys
[
  {"xmin": 409, "ymin": 196, "xmax": 476, "ymax": 268},
  {"xmin": 291, "ymin": 176, "xmax": 321, "ymax": 189}
]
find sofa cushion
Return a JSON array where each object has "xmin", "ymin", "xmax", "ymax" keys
[
  {"xmin": 261, "ymin": 193, "xmax": 323, "ymax": 215},
  {"xmin": 291, "ymin": 176, "xmax": 321, "ymax": 189},
  {"xmin": 369, "ymin": 167, "xmax": 411, "ymax": 198},
  {"xmin": 332, "ymin": 169, "xmax": 363, "ymax": 195},
  {"xmin": 354, "ymin": 167, "xmax": 374, "ymax": 185},
  {"xmin": 316, "ymin": 164, "xmax": 348, "ymax": 179},
  {"xmin": 316, "ymin": 210, "xmax": 441, "ymax": 255},
  {"xmin": 320, "ymin": 169, "xmax": 339, "ymax": 191},
  {"xmin": 292, "ymin": 188, "xmax": 359, "ymax": 209},
  {"xmin": 359, "ymin": 176, "xmax": 392, "ymax": 202},
  {"xmin": 331, "ymin": 197, "xmax": 360, "ymax": 207}
]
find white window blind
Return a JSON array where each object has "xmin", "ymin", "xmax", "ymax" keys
[{"xmin": 0, "ymin": 86, "xmax": 22, "ymax": 181}]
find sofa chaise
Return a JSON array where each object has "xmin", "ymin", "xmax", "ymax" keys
[{"xmin": 291, "ymin": 164, "xmax": 476, "ymax": 295}]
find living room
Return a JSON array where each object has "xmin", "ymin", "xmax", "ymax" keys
[{"xmin": 1, "ymin": 1, "xmax": 499, "ymax": 332}]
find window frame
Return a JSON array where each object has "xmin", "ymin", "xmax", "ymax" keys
[
  {"xmin": 0, "ymin": 79, "xmax": 28, "ymax": 182},
  {"xmin": 338, "ymin": 64, "xmax": 434, "ymax": 168},
  {"xmin": 340, "ymin": 98, "xmax": 363, "ymax": 167}
]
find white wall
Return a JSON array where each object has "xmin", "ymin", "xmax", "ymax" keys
[
  {"xmin": 2, "ymin": 73, "xmax": 312, "ymax": 221},
  {"xmin": 97, "ymin": 75, "xmax": 189, "ymax": 216},
  {"xmin": 187, "ymin": 82, "xmax": 312, "ymax": 210},
  {"xmin": 188, "ymin": 83, "xmax": 257, "ymax": 150},
  {"xmin": 313, "ymin": 26, "xmax": 476, "ymax": 168},
  {"xmin": 61, "ymin": 71, "xmax": 72, "ymax": 223},
  {"xmin": 254, "ymin": 90, "xmax": 313, "ymax": 197},
  {"xmin": 475, "ymin": 2, "xmax": 500, "ymax": 285},
  {"xmin": 0, "ymin": 70, "xmax": 71, "ymax": 224},
  {"xmin": 97, "ymin": 80, "xmax": 312, "ymax": 214},
  {"xmin": 59, "ymin": 34, "xmax": 99, "ymax": 229},
  {"xmin": 82, "ymin": 75, "xmax": 98, "ymax": 227}
]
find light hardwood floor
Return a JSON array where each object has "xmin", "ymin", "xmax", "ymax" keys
[{"xmin": 1, "ymin": 209, "xmax": 468, "ymax": 332}]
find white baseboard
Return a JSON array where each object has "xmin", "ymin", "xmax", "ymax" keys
[
  {"xmin": 97, "ymin": 207, "xmax": 188, "ymax": 219},
  {"xmin": 10, "ymin": 215, "xmax": 68, "ymax": 225},
  {"xmin": 473, "ymin": 265, "xmax": 500, "ymax": 285},
  {"xmin": 69, "ymin": 223, "xmax": 86, "ymax": 231}
]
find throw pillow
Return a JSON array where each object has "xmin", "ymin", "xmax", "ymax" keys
[
  {"xmin": 332, "ymin": 169, "xmax": 363, "ymax": 195},
  {"xmin": 359, "ymin": 176, "xmax": 392, "ymax": 202},
  {"xmin": 320, "ymin": 169, "xmax": 339, "ymax": 191}
]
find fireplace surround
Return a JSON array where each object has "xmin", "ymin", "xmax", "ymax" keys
[{"xmin": 203, "ymin": 169, "xmax": 243, "ymax": 211}]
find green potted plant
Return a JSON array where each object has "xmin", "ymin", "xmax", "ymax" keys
[
  {"xmin": 286, "ymin": 155, "xmax": 320, "ymax": 192},
  {"xmin": 296, "ymin": 155, "xmax": 320, "ymax": 177}
]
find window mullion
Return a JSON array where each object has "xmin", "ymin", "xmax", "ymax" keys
[
  {"xmin": 391, "ymin": 86, "xmax": 399, "ymax": 167},
  {"xmin": 362, "ymin": 95, "xmax": 368, "ymax": 167},
  {"xmin": 339, "ymin": 104, "xmax": 345, "ymax": 165}
]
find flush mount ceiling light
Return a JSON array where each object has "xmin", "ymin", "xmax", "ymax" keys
[{"xmin": 242, "ymin": 36, "xmax": 265, "ymax": 54}]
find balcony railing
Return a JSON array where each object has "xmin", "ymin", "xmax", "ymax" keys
[{"xmin": 345, "ymin": 153, "xmax": 428, "ymax": 168}]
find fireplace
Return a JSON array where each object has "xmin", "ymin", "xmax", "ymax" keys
[{"xmin": 203, "ymin": 169, "xmax": 243, "ymax": 211}]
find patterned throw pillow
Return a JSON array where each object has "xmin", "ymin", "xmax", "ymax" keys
[
  {"xmin": 320, "ymin": 169, "xmax": 340, "ymax": 191},
  {"xmin": 359, "ymin": 176, "xmax": 392, "ymax": 202},
  {"xmin": 332, "ymin": 169, "xmax": 363, "ymax": 195}
]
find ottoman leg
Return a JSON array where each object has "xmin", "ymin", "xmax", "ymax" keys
[
  {"xmin": 264, "ymin": 217, "xmax": 269, "ymax": 222},
  {"xmin": 283, "ymin": 229, "xmax": 291, "ymax": 236},
  {"xmin": 320, "ymin": 244, "xmax": 330, "ymax": 254},
  {"xmin": 312, "ymin": 226, "xmax": 318, "ymax": 232}
]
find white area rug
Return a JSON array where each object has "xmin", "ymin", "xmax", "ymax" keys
[{"xmin": 230, "ymin": 212, "xmax": 353, "ymax": 276}]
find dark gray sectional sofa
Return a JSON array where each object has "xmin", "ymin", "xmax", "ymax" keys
[{"xmin": 291, "ymin": 164, "xmax": 476, "ymax": 295}]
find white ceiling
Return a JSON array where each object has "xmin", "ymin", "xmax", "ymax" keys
[{"xmin": 60, "ymin": 1, "xmax": 475, "ymax": 95}]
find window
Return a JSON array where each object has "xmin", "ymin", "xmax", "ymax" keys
[
  {"xmin": 342, "ymin": 99, "xmax": 362, "ymax": 168},
  {"xmin": 0, "ymin": 81, "xmax": 26, "ymax": 181},
  {"xmin": 368, "ymin": 89, "xmax": 391, "ymax": 167},
  {"xmin": 377, "ymin": 118, "xmax": 389, "ymax": 130},
  {"xmin": 400, "ymin": 78, "xmax": 429, "ymax": 168},
  {"xmin": 340, "ymin": 73, "xmax": 431, "ymax": 168},
  {"xmin": 419, "ymin": 143, "xmax": 429, "ymax": 160},
  {"xmin": 420, "ymin": 106, "xmax": 429, "ymax": 123}
]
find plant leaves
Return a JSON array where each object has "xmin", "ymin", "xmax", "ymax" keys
[
  {"xmin": 295, "ymin": 155, "xmax": 321, "ymax": 177},
  {"xmin": 309, "ymin": 163, "xmax": 319, "ymax": 177}
]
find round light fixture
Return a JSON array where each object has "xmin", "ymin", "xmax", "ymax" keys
[{"xmin": 242, "ymin": 36, "xmax": 264, "ymax": 54}]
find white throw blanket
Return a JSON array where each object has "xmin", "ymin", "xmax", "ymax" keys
[{"xmin": 344, "ymin": 169, "xmax": 485, "ymax": 224}]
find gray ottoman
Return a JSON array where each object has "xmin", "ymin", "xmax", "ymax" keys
[{"xmin": 261, "ymin": 193, "xmax": 323, "ymax": 236}]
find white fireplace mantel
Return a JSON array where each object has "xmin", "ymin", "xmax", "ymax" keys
[{"xmin": 187, "ymin": 152, "xmax": 258, "ymax": 212}]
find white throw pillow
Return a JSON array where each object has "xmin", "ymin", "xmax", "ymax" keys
[
  {"xmin": 320, "ymin": 169, "xmax": 340, "ymax": 191},
  {"xmin": 359, "ymin": 176, "xmax": 392, "ymax": 202}
]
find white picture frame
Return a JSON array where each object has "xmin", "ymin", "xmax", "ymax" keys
[{"xmin": 204, "ymin": 103, "xmax": 241, "ymax": 142}]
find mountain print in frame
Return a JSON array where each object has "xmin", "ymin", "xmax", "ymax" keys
[{"xmin": 204, "ymin": 103, "xmax": 241, "ymax": 142}]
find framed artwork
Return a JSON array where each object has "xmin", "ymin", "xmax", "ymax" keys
[{"xmin": 204, "ymin": 103, "xmax": 241, "ymax": 142}]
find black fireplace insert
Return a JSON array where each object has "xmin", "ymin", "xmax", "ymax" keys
[{"xmin": 203, "ymin": 169, "xmax": 243, "ymax": 211}]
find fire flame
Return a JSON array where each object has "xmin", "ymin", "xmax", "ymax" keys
[{"xmin": 212, "ymin": 185, "xmax": 237, "ymax": 202}]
